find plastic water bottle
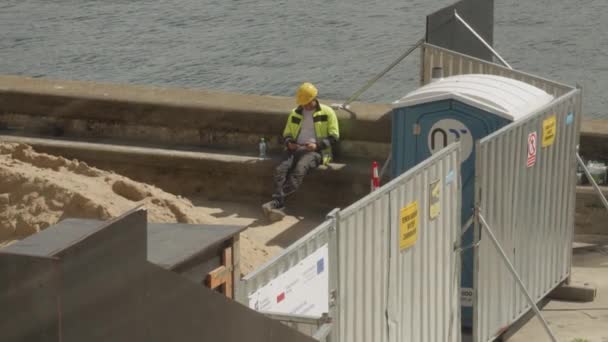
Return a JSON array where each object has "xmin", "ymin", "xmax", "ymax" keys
[{"xmin": 258, "ymin": 137, "xmax": 267, "ymax": 160}]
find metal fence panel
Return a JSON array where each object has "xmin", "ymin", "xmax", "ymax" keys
[
  {"xmin": 420, "ymin": 43, "xmax": 572, "ymax": 98},
  {"xmin": 237, "ymin": 219, "xmax": 332, "ymax": 309},
  {"xmin": 334, "ymin": 143, "xmax": 462, "ymax": 342},
  {"xmin": 335, "ymin": 188, "xmax": 391, "ymax": 342},
  {"xmin": 387, "ymin": 144, "xmax": 462, "ymax": 342},
  {"xmin": 474, "ymin": 89, "xmax": 581, "ymax": 342}
]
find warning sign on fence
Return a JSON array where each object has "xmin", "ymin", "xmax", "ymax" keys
[
  {"xmin": 542, "ymin": 115, "xmax": 556, "ymax": 147},
  {"xmin": 400, "ymin": 201, "xmax": 419, "ymax": 251},
  {"xmin": 429, "ymin": 179, "xmax": 441, "ymax": 220},
  {"xmin": 527, "ymin": 131, "xmax": 537, "ymax": 167}
]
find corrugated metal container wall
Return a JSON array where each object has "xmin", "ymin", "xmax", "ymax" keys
[
  {"xmin": 420, "ymin": 43, "xmax": 572, "ymax": 98},
  {"xmin": 237, "ymin": 220, "xmax": 331, "ymax": 306},
  {"xmin": 473, "ymin": 89, "xmax": 582, "ymax": 342},
  {"xmin": 333, "ymin": 143, "xmax": 461, "ymax": 342}
]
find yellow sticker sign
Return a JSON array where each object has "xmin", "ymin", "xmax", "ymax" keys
[
  {"xmin": 542, "ymin": 115, "xmax": 556, "ymax": 147},
  {"xmin": 429, "ymin": 179, "xmax": 441, "ymax": 220},
  {"xmin": 400, "ymin": 201, "xmax": 419, "ymax": 251}
]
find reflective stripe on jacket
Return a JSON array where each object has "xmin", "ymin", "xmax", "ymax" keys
[{"xmin": 282, "ymin": 101, "xmax": 340, "ymax": 165}]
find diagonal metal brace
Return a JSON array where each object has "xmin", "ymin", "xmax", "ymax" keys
[
  {"xmin": 454, "ymin": 10, "xmax": 512, "ymax": 69},
  {"xmin": 335, "ymin": 37, "xmax": 425, "ymax": 109},
  {"xmin": 478, "ymin": 213, "xmax": 558, "ymax": 342},
  {"xmin": 454, "ymin": 240, "xmax": 480, "ymax": 254}
]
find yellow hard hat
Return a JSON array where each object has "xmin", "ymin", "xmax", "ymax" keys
[{"xmin": 295, "ymin": 82, "xmax": 318, "ymax": 106}]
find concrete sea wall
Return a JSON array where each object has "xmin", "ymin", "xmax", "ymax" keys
[{"xmin": 0, "ymin": 75, "xmax": 606, "ymax": 230}]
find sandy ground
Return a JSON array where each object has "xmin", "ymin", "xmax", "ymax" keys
[
  {"xmin": 0, "ymin": 142, "xmax": 326, "ymax": 275},
  {"xmin": 189, "ymin": 197, "xmax": 327, "ymax": 274}
]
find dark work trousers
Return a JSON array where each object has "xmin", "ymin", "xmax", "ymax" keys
[{"xmin": 273, "ymin": 149, "xmax": 322, "ymax": 205}]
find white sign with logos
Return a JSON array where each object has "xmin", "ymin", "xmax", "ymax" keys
[
  {"xmin": 248, "ymin": 245, "xmax": 328, "ymax": 317},
  {"xmin": 428, "ymin": 119, "xmax": 473, "ymax": 161}
]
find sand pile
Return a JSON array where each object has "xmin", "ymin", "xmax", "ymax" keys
[
  {"xmin": 0, "ymin": 143, "xmax": 223, "ymax": 244},
  {"xmin": 0, "ymin": 142, "xmax": 273, "ymax": 275}
]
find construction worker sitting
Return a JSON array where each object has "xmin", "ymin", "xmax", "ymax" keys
[{"xmin": 262, "ymin": 82, "xmax": 340, "ymax": 221}]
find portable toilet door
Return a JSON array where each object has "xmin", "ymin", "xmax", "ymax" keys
[{"xmin": 390, "ymin": 74, "xmax": 555, "ymax": 328}]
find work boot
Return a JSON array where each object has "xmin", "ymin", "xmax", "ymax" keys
[{"xmin": 262, "ymin": 199, "xmax": 286, "ymax": 222}]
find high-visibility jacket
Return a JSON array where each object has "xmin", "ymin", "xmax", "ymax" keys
[{"xmin": 282, "ymin": 101, "xmax": 340, "ymax": 165}]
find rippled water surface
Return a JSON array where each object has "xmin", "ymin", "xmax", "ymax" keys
[{"xmin": 1, "ymin": 0, "xmax": 606, "ymax": 118}]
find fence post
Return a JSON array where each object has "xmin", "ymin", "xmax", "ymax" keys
[{"xmin": 326, "ymin": 208, "xmax": 340, "ymax": 342}]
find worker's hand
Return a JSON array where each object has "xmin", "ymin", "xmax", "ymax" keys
[
  {"xmin": 305, "ymin": 143, "xmax": 317, "ymax": 152},
  {"xmin": 287, "ymin": 142, "xmax": 299, "ymax": 151}
]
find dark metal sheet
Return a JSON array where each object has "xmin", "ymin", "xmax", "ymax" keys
[
  {"xmin": 147, "ymin": 222, "xmax": 246, "ymax": 269},
  {"xmin": 56, "ymin": 209, "xmax": 148, "ymax": 342},
  {"xmin": 130, "ymin": 263, "xmax": 318, "ymax": 342},
  {"xmin": 174, "ymin": 255, "xmax": 221, "ymax": 283},
  {"xmin": 0, "ymin": 210, "xmax": 147, "ymax": 342},
  {"xmin": 0, "ymin": 209, "xmax": 314, "ymax": 342},
  {"xmin": 3, "ymin": 218, "xmax": 246, "ymax": 270},
  {"xmin": 426, "ymin": 0, "xmax": 495, "ymax": 61},
  {"xmin": 0, "ymin": 254, "xmax": 60, "ymax": 342},
  {"xmin": 1, "ymin": 218, "xmax": 107, "ymax": 257}
]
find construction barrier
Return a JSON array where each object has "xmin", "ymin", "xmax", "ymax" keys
[
  {"xmin": 473, "ymin": 88, "xmax": 582, "ymax": 341},
  {"xmin": 236, "ymin": 220, "xmax": 332, "ymax": 340},
  {"xmin": 240, "ymin": 144, "xmax": 462, "ymax": 342},
  {"xmin": 237, "ymin": 144, "xmax": 460, "ymax": 342},
  {"xmin": 330, "ymin": 143, "xmax": 462, "ymax": 342},
  {"xmin": 420, "ymin": 43, "xmax": 572, "ymax": 98},
  {"xmin": 419, "ymin": 42, "xmax": 583, "ymax": 341},
  {"xmin": 236, "ymin": 219, "xmax": 331, "ymax": 317}
]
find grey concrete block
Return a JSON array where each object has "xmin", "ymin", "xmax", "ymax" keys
[{"xmin": 548, "ymin": 282, "xmax": 597, "ymax": 302}]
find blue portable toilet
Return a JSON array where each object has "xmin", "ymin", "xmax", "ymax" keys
[{"xmin": 391, "ymin": 74, "xmax": 555, "ymax": 328}]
